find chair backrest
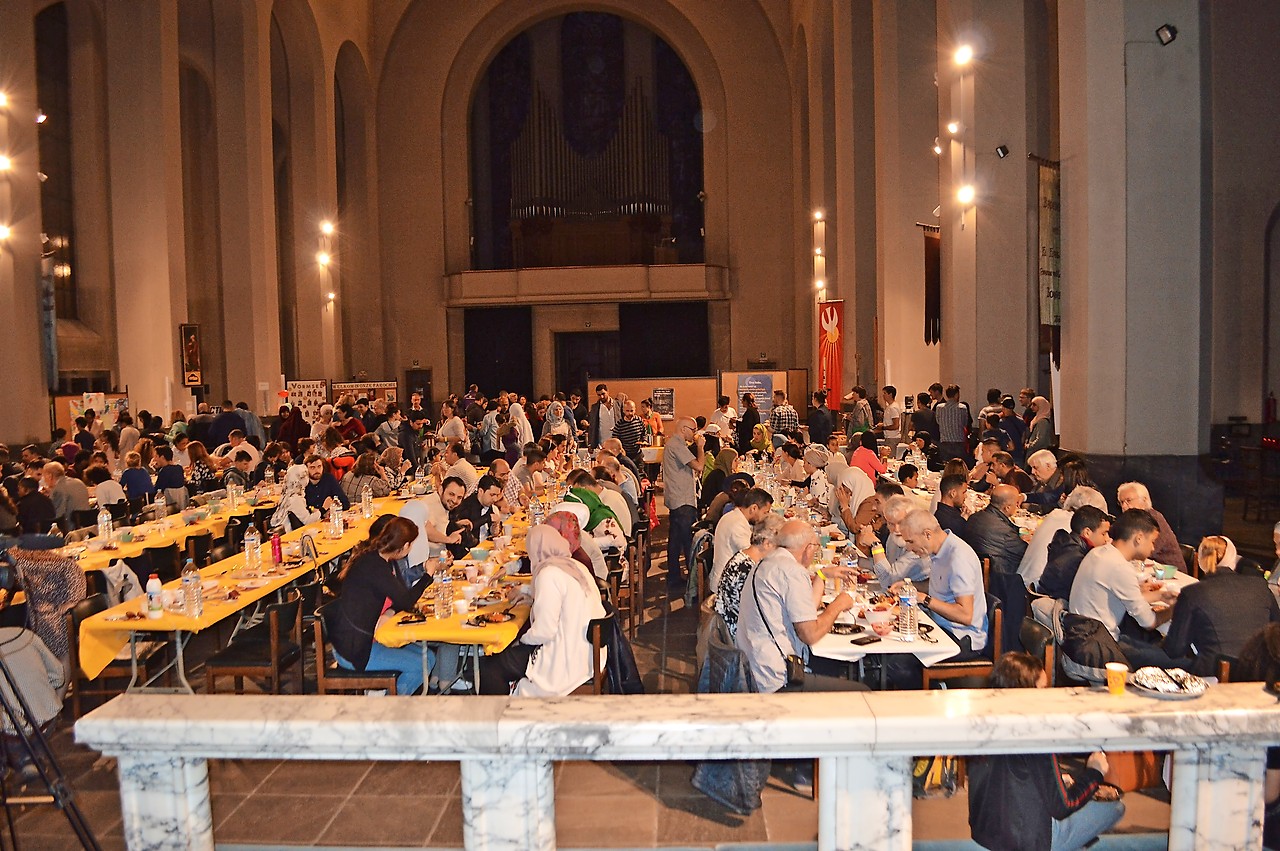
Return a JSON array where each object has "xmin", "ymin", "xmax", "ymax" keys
[
  {"xmin": 1019, "ymin": 616, "xmax": 1055, "ymax": 682},
  {"xmin": 222, "ymin": 517, "xmax": 247, "ymax": 551},
  {"xmin": 72, "ymin": 508, "xmax": 99, "ymax": 531},
  {"xmin": 1216, "ymin": 655, "xmax": 1236, "ymax": 683},
  {"xmin": 294, "ymin": 578, "xmax": 325, "ymax": 621},
  {"xmin": 187, "ymin": 531, "xmax": 214, "ymax": 568},
  {"xmin": 1181, "ymin": 543, "xmax": 1199, "ymax": 578},
  {"xmin": 107, "ymin": 502, "xmax": 131, "ymax": 525},
  {"xmin": 84, "ymin": 569, "xmax": 109, "ymax": 598},
  {"xmin": 209, "ymin": 542, "xmax": 236, "ymax": 565},
  {"xmin": 66, "ymin": 593, "xmax": 110, "ymax": 673},
  {"xmin": 985, "ymin": 592, "xmax": 1004, "ymax": 660},
  {"xmin": 146, "ymin": 543, "xmax": 183, "ymax": 584},
  {"xmin": 261, "ymin": 590, "xmax": 302, "ymax": 650},
  {"xmin": 252, "ymin": 507, "xmax": 275, "ymax": 535},
  {"xmin": 585, "ymin": 609, "xmax": 614, "ymax": 694}
]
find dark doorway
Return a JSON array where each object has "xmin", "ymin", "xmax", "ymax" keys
[
  {"xmin": 618, "ymin": 301, "xmax": 709, "ymax": 377},
  {"xmin": 556, "ymin": 332, "xmax": 620, "ymax": 397},
  {"xmin": 404, "ymin": 369, "xmax": 433, "ymax": 409},
  {"xmin": 465, "ymin": 307, "xmax": 533, "ymax": 396}
]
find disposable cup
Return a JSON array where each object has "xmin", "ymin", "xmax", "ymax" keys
[{"xmin": 1105, "ymin": 662, "xmax": 1128, "ymax": 696}]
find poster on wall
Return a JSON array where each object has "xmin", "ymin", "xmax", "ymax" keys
[
  {"xmin": 650, "ymin": 388, "xmax": 675, "ymax": 420},
  {"xmin": 331, "ymin": 381, "xmax": 398, "ymax": 405},
  {"xmin": 180, "ymin": 324, "xmax": 203, "ymax": 388},
  {"xmin": 286, "ymin": 380, "xmax": 329, "ymax": 424},
  {"xmin": 817, "ymin": 300, "xmax": 844, "ymax": 403},
  {"xmin": 70, "ymin": 393, "xmax": 129, "ymax": 430},
  {"xmin": 737, "ymin": 374, "xmax": 774, "ymax": 415},
  {"xmin": 1037, "ymin": 162, "xmax": 1062, "ymax": 365}
]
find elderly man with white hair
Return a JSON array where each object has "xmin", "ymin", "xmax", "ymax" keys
[
  {"xmin": 1024, "ymin": 449, "xmax": 1065, "ymax": 508},
  {"xmin": 861, "ymin": 494, "xmax": 931, "ymax": 589},
  {"xmin": 1116, "ymin": 481, "xmax": 1184, "ymax": 569},
  {"xmin": 1018, "ymin": 486, "xmax": 1110, "ymax": 588}
]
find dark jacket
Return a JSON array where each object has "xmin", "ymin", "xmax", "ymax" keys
[
  {"xmin": 16, "ymin": 492, "xmax": 56, "ymax": 536},
  {"xmin": 207, "ymin": 410, "xmax": 245, "ymax": 451},
  {"xmin": 964, "ymin": 505, "xmax": 1027, "ymax": 576},
  {"xmin": 935, "ymin": 502, "xmax": 968, "ymax": 540},
  {"xmin": 305, "ymin": 472, "xmax": 349, "ymax": 513},
  {"xmin": 327, "ymin": 552, "xmax": 431, "ymax": 671},
  {"xmin": 1147, "ymin": 507, "xmax": 1184, "ymax": 572},
  {"xmin": 1162, "ymin": 569, "xmax": 1280, "ymax": 676},
  {"xmin": 447, "ymin": 492, "xmax": 496, "ymax": 557},
  {"xmin": 1038, "ymin": 528, "xmax": 1090, "ymax": 601},
  {"xmin": 1024, "ymin": 471, "xmax": 1064, "ymax": 508},
  {"xmin": 587, "ymin": 400, "xmax": 618, "ymax": 448},
  {"xmin": 735, "ymin": 406, "xmax": 760, "ymax": 455},
  {"xmin": 807, "ymin": 405, "xmax": 834, "ymax": 447},
  {"xmin": 968, "ymin": 753, "xmax": 1103, "ymax": 851},
  {"xmin": 997, "ymin": 416, "xmax": 1028, "ymax": 464}
]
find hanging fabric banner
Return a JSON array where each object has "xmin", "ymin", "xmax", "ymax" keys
[
  {"xmin": 1037, "ymin": 162, "xmax": 1062, "ymax": 364},
  {"xmin": 817, "ymin": 300, "xmax": 844, "ymax": 402},
  {"xmin": 923, "ymin": 229, "xmax": 941, "ymax": 345}
]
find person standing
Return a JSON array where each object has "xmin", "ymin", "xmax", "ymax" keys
[
  {"xmin": 806, "ymin": 391, "xmax": 834, "ymax": 448},
  {"xmin": 871, "ymin": 386, "xmax": 903, "ymax": 445},
  {"xmin": 662, "ymin": 416, "xmax": 705, "ymax": 597},
  {"xmin": 611, "ymin": 400, "xmax": 647, "ymax": 470},
  {"xmin": 767, "ymin": 390, "xmax": 800, "ymax": 446},
  {"xmin": 933, "ymin": 384, "xmax": 972, "ymax": 464},
  {"xmin": 842, "ymin": 385, "xmax": 875, "ymax": 439},
  {"xmin": 735, "ymin": 393, "xmax": 761, "ymax": 455},
  {"xmin": 588, "ymin": 384, "xmax": 618, "ymax": 449}
]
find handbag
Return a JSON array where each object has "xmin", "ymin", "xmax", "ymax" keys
[{"xmin": 750, "ymin": 568, "xmax": 805, "ymax": 688}]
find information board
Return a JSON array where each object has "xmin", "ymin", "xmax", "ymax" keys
[
  {"xmin": 286, "ymin": 379, "xmax": 329, "ymax": 424},
  {"xmin": 650, "ymin": 388, "xmax": 675, "ymax": 420}
]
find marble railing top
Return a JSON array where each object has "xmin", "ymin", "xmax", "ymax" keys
[{"xmin": 76, "ymin": 684, "xmax": 1280, "ymax": 762}]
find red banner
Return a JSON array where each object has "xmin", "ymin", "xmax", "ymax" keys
[{"xmin": 817, "ymin": 300, "xmax": 844, "ymax": 403}]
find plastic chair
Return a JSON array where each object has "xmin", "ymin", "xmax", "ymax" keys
[
  {"xmin": 921, "ymin": 593, "xmax": 1004, "ymax": 690},
  {"xmin": 312, "ymin": 602, "xmax": 398, "ymax": 695},
  {"xmin": 204, "ymin": 590, "xmax": 303, "ymax": 695}
]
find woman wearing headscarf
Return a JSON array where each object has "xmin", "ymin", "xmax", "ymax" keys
[
  {"xmin": 749, "ymin": 422, "xmax": 772, "ymax": 457},
  {"xmin": 700, "ymin": 448, "xmax": 738, "ymax": 510},
  {"xmin": 564, "ymin": 484, "xmax": 626, "ymax": 554},
  {"xmin": 541, "ymin": 401, "xmax": 571, "ymax": 439},
  {"xmin": 270, "ymin": 465, "xmax": 319, "ymax": 533},
  {"xmin": 830, "ymin": 463, "xmax": 879, "ymax": 538},
  {"xmin": 508, "ymin": 401, "xmax": 536, "ymax": 447},
  {"xmin": 1162, "ymin": 535, "xmax": 1280, "ymax": 676},
  {"xmin": 1025, "ymin": 396, "xmax": 1055, "ymax": 455},
  {"xmin": 479, "ymin": 519, "xmax": 607, "ymax": 696},
  {"xmin": 273, "ymin": 405, "xmax": 309, "ymax": 453},
  {"xmin": 546, "ymin": 504, "xmax": 609, "ymax": 579}
]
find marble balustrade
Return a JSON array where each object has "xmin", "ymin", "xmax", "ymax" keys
[{"xmin": 76, "ymin": 683, "xmax": 1280, "ymax": 850}]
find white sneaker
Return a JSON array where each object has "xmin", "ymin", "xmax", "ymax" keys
[{"xmin": 363, "ymin": 689, "xmax": 388, "ymax": 697}]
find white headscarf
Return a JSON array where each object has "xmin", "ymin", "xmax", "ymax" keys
[
  {"xmin": 526, "ymin": 524, "xmax": 594, "ymax": 596},
  {"xmin": 1217, "ymin": 535, "xmax": 1240, "ymax": 571},
  {"xmin": 1030, "ymin": 396, "xmax": 1053, "ymax": 429},
  {"xmin": 509, "ymin": 402, "xmax": 535, "ymax": 446},
  {"xmin": 833, "ymin": 463, "xmax": 875, "ymax": 513},
  {"xmin": 270, "ymin": 465, "xmax": 312, "ymax": 530}
]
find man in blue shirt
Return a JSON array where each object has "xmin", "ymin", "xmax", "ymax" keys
[{"xmin": 304, "ymin": 455, "xmax": 349, "ymax": 513}]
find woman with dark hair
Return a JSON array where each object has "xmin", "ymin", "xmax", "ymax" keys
[
  {"xmin": 968, "ymin": 652, "xmax": 1124, "ymax": 851},
  {"xmin": 96, "ymin": 430, "xmax": 120, "ymax": 474},
  {"xmin": 326, "ymin": 516, "xmax": 434, "ymax": 695},
  {"xmin": 340, "ymin": 451, "xmax": 392, "ymax": 502},
  {"xmin": 700, "ymin": 448, "xmax": 738, "ymax": 511},
  {"xmin": 850, "ymin": 428, "xmax": 887, "ymax": 483},
  {"xmin": 186, "ymin": 441, "xmax": 218, "ymax": 492},
  {"xmin": 735, "ymin": 393, "xmax": 761, "ymax": 455},
  {"xmin": 1059, "ymin": 458, "xmax": 1096, "ymax": 497}
]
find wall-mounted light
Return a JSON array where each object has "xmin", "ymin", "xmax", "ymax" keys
[
  {"xmin": 327, "ymin": 291, "xmax": 336, "ymax": 301},
  {"xmin": 319, "ymin": 220, "xmax": 335, "ymax": 236},
  {"xmin": 35, "ymin": 111, "xmax": 46, "ymax": 124},
  {"xmin": 815, "ymin": 279, "xmax": 825, "ymax": 290},
  {"xmin": 947, "ymin": 121, "xmax": 960, "ymax": 135},
  {"xmin": 813, "ymin": 210, "xmax": 824, "ymax": 222},
  {"xmin": 814, "ymin": 247, "xmax": 822, "ymax": 256},
  {"xmin": 933, "ymin": 137, "xmax": 942, "ymax": 155},
  {"xmin": 995, "ymin": 145, "xmax": 1009, "ymax": 159},
  {"xmin": 316, "ymin": 251, "xmax": 331, "ymax": 267},
  {"xmin": 0, "ymin": 92, "xmax": 7, "ymax": 108},
  {"xmin": 0, "ymin": 225, "xmax": 11, "ymax": 240},
  {"xmin": 954, "ymin": 45, "xmax": 974, "ymax": 66},
  {"xmin": 1156, "ymin": 24, "xmax": 1177, "ymax": 46},
  {"xmin": 0, "ymin": 156, "xmax": 10, "ymax": 172},
  {"xmin": 956, "ymin": 185, "xmax": 976, "ymax": 206}
]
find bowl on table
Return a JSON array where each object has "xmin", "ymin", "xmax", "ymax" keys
[
  {"xmin": 469, "ymin": 547, "xmax": 490, "ymax": 562},
  {"xmin": 864, "ymin": 608, "xmax": 896, "ymax": 637}
]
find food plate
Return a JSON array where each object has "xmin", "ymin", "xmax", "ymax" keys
[
  {"xmin": 465, "ymin": 611, "xmax": 513, "ymax": 627},
  {"xmin": 1128, "ymin": 666, "xmax": 1207, "ymax": 700},
  {"xmin": 201, "ymin": 579, "xmax": 221, "ymax": 592},
  {"xmin": 237, "ymin": 578, "xmax": 271, "ymax": 590}
]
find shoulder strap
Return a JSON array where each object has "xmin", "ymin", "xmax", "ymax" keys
[{"xmin": 750, "ymin": 565, "xmax": 791, "ymax": 667}]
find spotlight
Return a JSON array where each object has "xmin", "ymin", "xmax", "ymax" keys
[
  {"xmin": 815, "ymin": 279, "xmax": 826, "ymax": 290},
  {"xmin": 932, "ymin": 205, "xmax": 941, "ymax": 218},
  {"xmin": 0, "ymin": 156, "xmax": 10, "ymax": 171},
  {"xmin": 1156, "ymin": 24, "xmax": 1177, "ymax": 46},
  {"xmin": 37, "ymin": 172, "xmax": 47, "ymax": 183},
  {"xmin": 35, "ymin": 111, "xmax": 46, "ymax": 124},
  {"xmin": 316, "ymin": 251, "xmax": 331, "ymax": 267},
  {"xmin": 956, "ymin": 185, "xmax": 975, "ymax": 205},
  {"xmin": 933, "ymin": 137, "xmax": 943, "ymax": 155},
  {"xmin": 813, "ymin": 210, "xmax": 824, "ymax": 221},
  {"xmin": 320, "ymin": 220, "xmax": 335, "ymax": 235},
  {"xmin": 995, "ymin": 145, "xmax": 1009, "ymax": 158},
  {"xmin": 954, "ymin": 45, "xmax": 974, "ymax": 66},
  {"xmin": 947, "ymin": 121, "xmax": 960, "ymax": 135},
  {"xmin": 327, "ymin": 291, "xmax": 336, "ymax": 301},
  {"xmin": 0, "ymin": 225, "xmax": 10, "ymax": 240},
  {"xmin": 0, "ymin": 93, "xmax": 7, "ymax": 108},
  {"xmin": 814, "ymin": 247, "xmax": 822, "ymax": 256}
]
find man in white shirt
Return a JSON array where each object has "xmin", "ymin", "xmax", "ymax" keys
[
  {"xmin": 710, "ymin": 488, "xmax": 774, "ymax": 590},
  {"xmin": 171, "ymin": 434, "xmax": 192, "ymax": 468},
  {"xmin": 1019, "ymin": 486, "xmax": 1108, "ymax": 588},
  {"xmin": 1068, "ymin": 508, "xmax": 1179, "ymax": 668},
  {"xmin": 862, "ymin": 495, "xmax": 931, "ymax": 589},
  {"xmin": 401, "ymin": 478, "xmax": 467, "ymax": 569},
  {"xmin": 435, "ymin": 441, "xmax": 479, "ymax": 495},
  {"xmin": 873, "ymin": 385, "xmax": 903, "ymax": 443},
  {"xmin": 588, "ymin": 384, "xmax": 617, "ymax": 449},
  {"xmin": 708, "ymin": 395, "xmax": 737, "ymax": 433},
  {"xmin": 213, "ymin": 430, "xmax": 262, "ymax": 468},
  {"xmin": 503, "ymin": 446, "xmax": 547, "ymax": 508}
]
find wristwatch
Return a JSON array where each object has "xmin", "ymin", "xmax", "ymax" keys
[{"xmin": 919, "ymin": 594, "xmax": 932, "ymax": 611}]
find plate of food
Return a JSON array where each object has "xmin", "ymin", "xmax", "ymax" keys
[
  {"xmin": 237, "ymin": 578, "xmax": 271, "ymax": 590},
  {"xmin": 478, "ymin": 589, "xmax": 507, "ymax": 604},
  {"xmin": 1128, "ymin": 666, "xmax": 1208, "ymax": 700},
  {"xmin": 465, "ymin": 610, "xmax": 513, "ymax": 627}
]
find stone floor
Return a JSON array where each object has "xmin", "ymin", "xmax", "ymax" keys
[{"xmin": 4, "ymin": 493, "xmax": 1185, "ymax": 849}]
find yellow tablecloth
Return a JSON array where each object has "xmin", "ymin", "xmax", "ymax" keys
[
  {"xmin": 77, "ymin": 497, "xmax": 404, "ymax": 678},
  {"xmin": 375, "ymin": 600, "xmax": 530, "ymax": 655}
]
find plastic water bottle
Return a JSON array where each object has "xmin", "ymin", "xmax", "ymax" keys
[
  {"xmin": 329, "ymin": 503, "xmax": 343, "ymax": 537},
  {"xmin": 263, "ymin": 465, "xmax": 275, "ymax": 486},
  {"xmin": 530, "ymin": 497, "xmax": 545, "ymax": 526},
  {"xmin": 243, "ymin": 525, "xmax": 262, "ymax": 571},
  {"xmin": 145, "ymin": 573, "xmax": 163, "ymax": 619},
  {"xmin": 96, "ymin": 506, "xmax": 113, "ymax": 543},
  {"xmin": 153, "ymin": 490, "xmax": 166, "ymax": 519},
  {"xmin": 897, "ymin": 578, "xmax": 918, "ymax": 642},
  {"xmin": 360, "ymin": 484, "xmax": 373, "ymax": 518},
  {"xmin": 181, "ymin": 558, "xmax": 203, "ymax": 617}
]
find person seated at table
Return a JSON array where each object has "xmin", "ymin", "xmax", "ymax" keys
[
  {"xmin": 447, "ymin": 474, "xmax": 504, "ymax": 557},
  {"xmin": 714, "ymin": 513, "xmax": 786, "ymax": 641},
  {"xmin": 598, "ymin": 442, "xmax": 643, "ymax": 496},
  {"xmin": 965, "ymin": 485, "xmax": 1029, "ymax": 576},
  {"xmin": 433, "ymin": 440, "xmax": 478, "ymax": 496},
  {"xmin": 860, "ymin": 495, "xmax": 931, "ymax": 590},
  {"xmin": 131, "ymin": 438, "xmax": 155, "ymax": 472},
  {"xmin": 479, "ymin": 518, "xmax": 607, "ymax": 696},
  {"xmin": 151, "ymin": 444, "xmax": 185, "ymax": 491},
  {"xmin": 212, "ymin": 430, "xmax": 261, "ymax": 469},
  {"xmin": 896, "ymin": 463, "xmax": 919, "ymax": 490},
  {"xmin": 978, "ymin": 413, "xmax": 1013, "ymax": 454},
  {"xmin": 894, "ymin": 509, "xmax": 988, "ymax": 664},
  {"xmin": 372, "ymin": 404, "xmax": 404, "ymax": 451},
  {"xmin": 703, "ymin": 473, "xmax": 754, "ymax": 531},
  {"xmin": 909, "ymin": 431, "xmax": 941, "ymax": 472},
  {"xmin": 42, "ymin": 461, "xmax": 89, "ymax": 532},
  {"xmin": 378, "ymin": 446, "xmax": 411, "ymax": 491},
  {"xmin": 564, "ymin": 473, "xmax": 627, "ymax": 551},
  {"xmin": 967, "ymin": 652, "xmax": 1124, "ymax": 851},
  {"xmin": 251, "ymin": 442, "xmax": 289, "ymax": 485},
  {"xmin": 1068, "ymin": 509, "xmax": 1180, "ymax": 669},
  {"xmin": 700, "ymin": 448, "xmax": 738, "ymax": 512},
  {"xmin": 82, "ymin": 465, "xmax": 125, "ymax": 508},
  {"xmin": 735, "ymin": 519, "xmax": 864, "ymax": 694},
  {"xmin": 850, "ymin": 429, "xmax": 887, "ymax": 483},
  {"xmin": 710, "ymin": 487, "xmax": 775, "ymax": 592},
  {"xmin": 401, "ymin": 476, "xmax": 466, "ymax": 572},
  {"xmin": 326, "ymin": 516, "xmax": 434, "ymax": 695},
  {"xmin": 830, "ymin": 464, "xmax": 880, "ymax": 542},
  {"xmin": 1022, "ymin": 449, "xmax": 1065, "ymax": 511},
  {"xmin": 1161, "ymin": 536, "xmax": 1280, "ymax": 677},
  {"xmin": 119, "ymin": 452, "xmax": 153, "ymax": 498},
  {"xmin": 1037, "ymin": 506, "xmax": 1112, "ymax": 602},
  {"xmin": 590, "ymin": 461, "xmax": 638, "ymax": 529},
  {"xmin": 340, "ymin": 451, "xmax": 392, "ymax": 503},
  {"xmin": 185, "ymin": 441, "xmax": 219, "ymax": 493},
  {"xmin": 270, "ymin": 466, "xmax": 319, "ymax": 533},
  {"xmin": 933, "ymin": 474, "xmax": 970, "ymax": 540},
  {"xmin": 1115, "ymin": 482, "xmax": 1184, "ymax": 570},
  {"xmin": 304, "ymin": 454, "xmax": 349, "ymax": 514},
  {"xmin": 1018, "ymin": 487, "xmax": 1109, "ymax": 589},
  {"xmin": 222, "ymin": 451, "xmax": 254, "ymax": 490},
  {"xmin": 15, "ymin": 478, "xmax": 56, "ymax": 535},
  {"xmin": 988, "ymin": 447, "xmax": 1039, "ymax": 493},
  {"xmin": 501, "ymin": 445, "xmax": 547, "ymax": 509},
  {"xmin": 803, "ymin": 446, "xmax": 831, "ymax": 510}
]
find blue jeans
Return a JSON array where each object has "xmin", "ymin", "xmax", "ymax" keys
[
  {"xmin": 666, "ymin": 505, "xmax": 697, "ymax": 589},
  {"xmin": 1051, "ymin": 799, "xmax": 1125, "ymax": 851},
  {"xmin": 334, "ymin": 643, "xmax": 433, "ymax": 696}
]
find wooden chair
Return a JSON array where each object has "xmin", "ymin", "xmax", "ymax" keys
[
  {"xmin": 312, "ymin": 602, "xmax": 398, "ymax": 695},
  {"xmin": 204, "ymin": 590, "xmax": 303, "ymax": 694},
  {"xmin": 144, "ymin": 542, "xmax": 183, "ymax": 584},
  {"xmin": 83, "ymin": 569, "xmax": 108, "ymax": 599},
  {"xmin": 221, "ymin": 517, "xmax": 247, "ymax": 552},
  {"xmin": 922, "ymin": 593, "xmax": 1003, "ymax": 689},
  {"xmin": 65, "ymin": 593, "xmax": 165, "ymax": 717},
  {"xmin": 1215, "ymin": 655, "xmax": 1236, "ymax": 683},
  {"xmin": 187, "ymin": 531, "xmax": 214, "ymax": 568},
  {"xmin": 569, "ymin": 609, "xmax": 615, "ymax": 695},
  {"xmin": 106, "ymin": 501, "xmax": 131, "ymax": 526},
  {"xmin": 1181, "ymin": 544, "xmax": 1199, "ymax": 578},
  {"xmin": 71, "ymin": 508, "xmax": 99, "ymax": 531},
  {"xmin": 252, "ymin": 506, "xmax": 275, "ymax": 535},
  {"xmin": 125, "ymin": 497, "xmax": 149, "ymax": 524}
]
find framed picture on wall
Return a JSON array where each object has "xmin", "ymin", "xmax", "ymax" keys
[{"xmin": 180, "ymin": 324, "xmax": 203, "ymax": 388}]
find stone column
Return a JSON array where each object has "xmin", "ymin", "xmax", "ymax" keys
[
  {"xmin": 0, "ymin": 6, "xmax": 52, "ymax": 444},
  {"xmin": 1057, "ymin": 0, "xmax": 1217, "ymax": 536},
  {"xmin": 937, "ymin": 0, "xmax": 1037, "ymax": 398},
  {"xmin": 104, "ymin": 0, "xmax": 188, "ymax": 417},
  {"xmin": 818, "ymin": 754, "xmax": 912, "ymax": 850},
  {"xmin": 213, "ymin": 2, "xmax": 282, "ymax": 414},
  {"xmin": 460, "ymin": 757, "xmax": 555, "ymax": 851},
  {"xmin": 1169, "ymin": 745, "xmax": 1268, "ymax": 850},
  {"xmin": 116, "ymin": 754, "xmax": 215, "ymax": 851}
]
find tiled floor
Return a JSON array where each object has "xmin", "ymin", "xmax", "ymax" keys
[{"xmin": 8, "ymin": 493, "xmax": 1178, "ymax": 848}]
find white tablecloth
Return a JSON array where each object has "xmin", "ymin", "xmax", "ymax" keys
[{"xmin": 811, "ymin": 607, "xmax": 962, "ymax": 667}]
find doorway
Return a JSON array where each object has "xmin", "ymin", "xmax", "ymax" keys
[
  {"xmin": 404, "ymin": 369, "xmax": 433, "ymax": 409},
  {"xmin": 556, "ymin": 332, "xmax": 620, "ymax": 397}
]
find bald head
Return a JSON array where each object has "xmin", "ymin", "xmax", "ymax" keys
[
  {"xmin": 775, "ymin": 519, "xmax": 817, "ymax": 563},
  {"xmin": 990, "ymin": 484, "xmax": 1023, "ymax": 516}
]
